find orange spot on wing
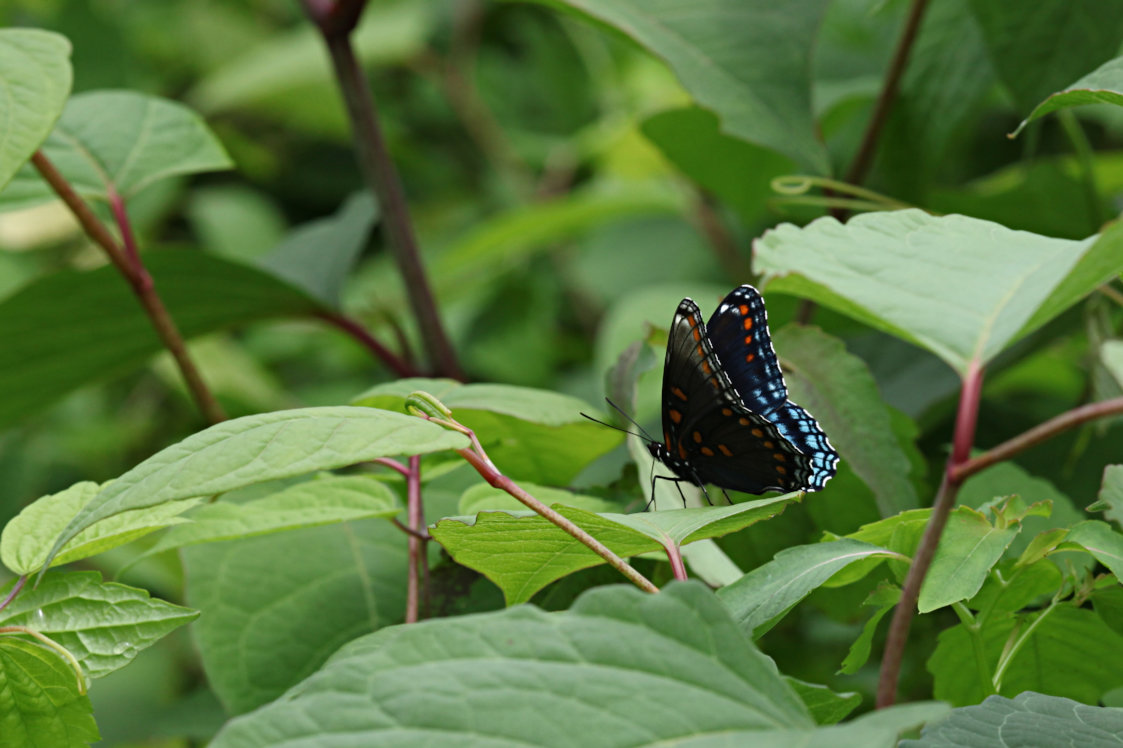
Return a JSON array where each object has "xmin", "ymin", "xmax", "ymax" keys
[
  {"xmin": 763, "ymin": 441, "xmax": 774, "ymax": 449},
  {"xmin": 672, "ymin": 387, "xmax": 687, "ymax": 401},
  {"xmin": 743, "ymin": 317, "xmax": 753, "ymax": 330},
  {"xmin": 745, "ymin": 353, "xmax": 755, "ymax": 364},
  {"xmin": 692, "ymin": 431, "xmax": 702, "ymax": 443},
  {"xmin": 664, "ymin": 430, "xmax": 671, "ymax": 448},
  {"xmin": 751, "ymin": 428, "xmax": 764, "ymax": 438},
  {"xmin": 700, "ymin": 446, "xmax": 715, "ymax": 457},
  {"xmin": 774, "ymin": 453, "xmax": 786, "ymax": 462},
  {"xmin": 739, "ymin": 418, "xmax": 751, "ymax": 426},
  {"xmin": 678, "ymin": 443, "xmax": 688, "ymax": 460},
  {"xmin": 669, "ymin": 409, "xmax": 683, "ymax": 424},
  {"xmin": 739, "ymin": 304, "xmax": 750, "ymax": 316},
  {"xmin": 701, "ymin": 360, "xmax": 712, "ymax": 375},
  {"xmin": 721, "ymin": 407, "xmax": 733, "ymax": 417},
  {"xmin": 776, "ymin": 465, "xmax": 788, "ymax": 475},
  {"xmin": 718, "ymin": 444, "xmax": 733, "ymax": 457},
  {"xmin": 744, "ymin": 335, "xmax": 753, "ymax": 345},
  {"xmin": 692, "ymin": 326, "xmax": 702, "ymax": 342}
]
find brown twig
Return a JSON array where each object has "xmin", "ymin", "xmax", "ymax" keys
[
  {"xmin": 32, "ymin": 151, "xmax": 226, "ymax": 425},
  {"xmin": 303, "ymin": 0, "xmax": 463, "ymax": 379},
  {"xmin": 405, "ymin": 455, "xmax": 424, "ymax": 623},
  {"xmin": 693, "ymin": 192, "xmax": 753, "ymax": 283},
  {"xmin": 877, "ymin": 359, "xmax": 983, "ymax": 707},
  {"xmin": 315, "ymin": 311, "xmax": 418, "ymax": 377},
  {"xmin": 952, "ymin": 396, "xmax": 1123, "ymax": 483}
]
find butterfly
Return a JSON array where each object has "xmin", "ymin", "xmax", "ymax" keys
[{"xmin": 646, "ymin": 285, "xmax": 838, "ymax": 500}]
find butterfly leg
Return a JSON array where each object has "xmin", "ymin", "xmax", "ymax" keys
[
  {"xmin": 720, "ymin": 488, "xmax": 733, "ymax": 506},
  {"xmin": 650, "ymin": 474, "xmax": 691, "ymax": 509}
]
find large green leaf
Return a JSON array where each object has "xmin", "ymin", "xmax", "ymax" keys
[
  {"xmin": 537, "ymin": 0, "xmax": 832, "ymax": 174},
  {"xmin": 917, "ymin": 507, "xmax": 1018, "ymax": 613},
  {"xmin": 902, "ymin": 692, "xmax": 1123, "ymax": 748},
  {"xmin": 42, "ymin": 407, "xmax": 468, "ymax": 573},
  {"xmin": 1, "ymin": 481, "xmax": 200, "ymax": 575},
  {"xmin": 0, "ymin": 571, "xmax": 197, "ymax": 679},
  {"xmin": 774, "ymin": 324, "xmax": 919, "ymax": 515},
  {"xmin": 185, "ymin": 518, "xmax": 408, "ymax": 714},
  {"xmin": 353, "ymin": 379, "xmax": 622, "ymax": 484},
  {"xmin": 431, "ymin": 498, "xmax": 796, "ymax": 605},
  {"xmin": 929, "ymin": 605, "xmax": 1123, "ymax": 706},
  {"xmin": 0, "ymin": 638, "xmax": 98, "ymax": 747},
  {"xmin": 968, "ymin": 0, "xmax": 1123, "ymax": 113},
  {"xmin": 1065, "ymin": 521, "xmax": 1123, "ymax": 579},
  {"xmin": 1012, "ymin": 55, "xmax": 1123, "ymax": 137},
  {"xmin": 756, "ymin": 209, "xmax": 1123, "ymax": 375},
  {"xmin": 0, "ymin": 250, "xmax": 323, "ymax": 429},
  {"xmin": 210, "ymin": 582, "xmax": 946, "ymax": 746},
  {"xmin": 0, "ymin": 29, "xmax": 72, "ymax": 190},
  {"xmin": 717, "ymin": 538, "xmax": 901, "ymax": 637},
  {"xmin": 0, "ymin": 90, "xmax": 232, "ymax": 211}
]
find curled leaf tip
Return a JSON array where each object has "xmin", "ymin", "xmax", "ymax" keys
[{"xmin": 405, "ymin": 391, "xmax": 453, "ymax": 420}]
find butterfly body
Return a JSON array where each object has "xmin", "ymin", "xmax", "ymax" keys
[{"xmin": 650, "ymin": 285, "xmax": 838, "ymax": 496}]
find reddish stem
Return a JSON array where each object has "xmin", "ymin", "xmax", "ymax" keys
[
  {"xmin": 0, "ymin": 576, "xmax": 27, "ymax": 613},
  {"xmin": 664, "ymin": 543, "xmax": 688, "ymax": 582},
  {"xmin": 405, "ymin": 455, "xmax": 423, "ymax": 623},
  {"xmin": 877, "ymin": 359, "xmax": 983, "ymax": 708},
  {"xmin": 315, "ymin": 311, "xmax": 418, "ymax": 378}
]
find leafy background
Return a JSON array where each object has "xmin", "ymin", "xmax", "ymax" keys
[{"xmin": 2, "ymin": 0, "xmax": 1123, "ymax": 745}]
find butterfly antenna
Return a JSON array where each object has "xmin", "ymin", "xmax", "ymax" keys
[
  {"xmin": 579, "ymin": 412, "xmax": 645, "ymax": 440},
  {"xmin": 603, "ymin": 398, "xmax": 657, "ymax": 443}
]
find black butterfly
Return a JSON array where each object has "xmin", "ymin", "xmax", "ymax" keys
[{"xmin": 647, "ymin": 285, "xmax": 838, "ymax": 500}]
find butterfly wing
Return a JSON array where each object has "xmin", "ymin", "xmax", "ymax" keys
[{"xmin": 657, "ymin": 298, "xmax": 815, "ymax": 494}]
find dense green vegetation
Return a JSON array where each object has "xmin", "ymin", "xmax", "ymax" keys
[{"xmin": 2, "ymin": 1, "xmax": 1123, "ymax": 745}]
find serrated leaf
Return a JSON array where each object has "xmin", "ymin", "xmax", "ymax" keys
[
  {"xmin": 185, "ymin": 518, "xmax": 408, "ymax": 714},
  {"xmin": 717, "ymin": 538, "xmax": 901, "ymax": 637},
  {"xmin": 1095, "ymin": 464, "xmax": 1123, "ymax": 528},
  {"xmin": 0, "ymin": 250, "xmax": 324, "ymax": 428},
  {"xmin": 141, "ymin": 474, "xmax": 400, "ymax": 558},
  {"xmin": 0, "ymin": 637, "xmax": 98, "ymax": 747},
  {"xmin": 1066, "ymin": 520, "xmax": 1123, "ymax": 579},
  {"xmin": 0, "ymin": 29, "xmax": 72, "ymax": 190},
  {"xmin": 774, "ymin": 324, "xmax": 919, "ymax": 516},
  {"xmin": 902, "ymin": 691, "xmax": 1123, "ymax": 748},
  {"xmin": 0, "ymin": 90, "xmax": 232, "ymax": 210},
  {"xmin": 259, "ymin": 192, "xmax": 378, "ymax": 307},
  {"xmin": 431, "ymin": 498, "xmax": 794, "ymax": 605},
  {"xmin": 918, "ymin": 506, "xmax": 1018, "ymax": 613},
  {"xmin": 42, "ymin": 407, "xmax": 468, "ymax": 572},
  {"xmin": 354, "ymin": 379, "xmax": 622, "ymax": 484},
  {"xmin": 756, "ymin": 209, "xmax": 1123, "ymax": 375},
  {"xmin": 540, "ymin": 0, "xmax": 832, "ymax": 174},
  {"xmin": 0, "ymin": 571, "xmax": 197, "ymax": 679},
  {"xmin": 1, "ymin": 481, "xmax": 200, "ymax": 575},
  {"xmin": 929, "ymin": 605, "xmax": 1123, "ymax": 706}
]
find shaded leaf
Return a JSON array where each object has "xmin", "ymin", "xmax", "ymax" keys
[
  {"xmin": 786, "ymin": 678, "xmax": 862, "ymax": 726},
  {"xmin": 839, "ymin": 584, "xmax": 900, "ymax": 675},
  {"xmin": 968, "ymin": 559, "xmax": 1063, "ymax": 618},
  {"xmin": 1093, "ymin": 464, "xmax": 1123, "ymax": 528},
  {"xmin": 918, "ymin": 507, "xmax": 1018, "ymax": 613},
  {"xmin": 0, "ymin": 638, "xmax": 98, "ymax": 747},
  {"xmin": 0, "ymin": 29, "xmax": 71, "ymax": 190},
  {"xmin": 1065, "ymin": 520, "xmax": 1123, "ymax": 579}
]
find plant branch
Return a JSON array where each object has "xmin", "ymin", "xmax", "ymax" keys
[
  {"xmin": 844, "ymin": 0, "xmax": 932, "ymax": 187},
  {"xmin": 877, "ymin": 359, "xmax": 983, "ymax": 708},
  {"xmin": 305, "ymin": 1, "xmax": 463, "ymax": 379},
  {"xmin": 692, "ymin": 191, "xmax": 753, "ymax": 284},
  {"xmin": 315, "ymin": 311, "xmax": 418, "ymax": 377},
  {"xmin": 32, "ymin": 151, "xmax": 226, "ymax": 425},
  {"xmin": 663, "ymin": 542, "xmax": 688, "ymax": 582},
  {"xmin": 952, "ymin": 395, "xmax": 1123, "ymax": 482},
  {"xmin": 0, "ymin": 576, "xmax": 26, "ymax": 614},
  {"xmin": 405, "ymin": 454, "xmax": 424, "ymax": 623}
]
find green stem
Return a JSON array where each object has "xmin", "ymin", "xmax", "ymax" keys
[
  {"xmin": 993, "ymin": 604, "xmax": 1057, "ymax": 691},
  {"xmin": 951, "ymin": 602, "xmax": 995, "ymax": 699},
  {"xmin": 1057, "ymin": 109, "xmax": 1105, "ymax": 229}
]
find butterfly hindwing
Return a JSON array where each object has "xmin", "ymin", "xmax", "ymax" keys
[{"xmin": 705, "ymin": 285, "xmax": 787, "ymax": 414}]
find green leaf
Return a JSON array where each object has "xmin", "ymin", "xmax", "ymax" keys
[
  {"xmin": 140, "ymin": 474, "xmax": 401, "ymax": 557},
  {"xmin": 929, "ymin": 605, "xmax": 1123, "ymax": 706},
  {"xmin": 459, "ymin": 482, "xmax": 618, "ymax": 515},
  {"xmin": 0, "ymin": 571, "xmax": 198, "ymax": 679},
  {"xmin": 1012, "ymin": 56, "xmax": 1123, "ymax": 137},
  {"xmin": 1, "ymin": 481, "xmax": 201, "ymax": 575},
  {"xmin": 969, "ymin": 0, "xmax": 1123, "ymax": 114},
  {"xmin": 918, "ymin": 506, "xmax": 1018, "ymax": 613},
  {"xmin": 185, "ymin": 518, "xmax": 408, "ymax": 714},
  {"xmin": 839, "ymin": 584, "xmax": 900, "ymax": 675},
  {"xmin": 757, "ymin": 209, "xmax": 1123, "ymax": 375},
  {"xmin": 901, "ymin": 691, "xmax": 1123, "ymax": 748},
  {"xmin": 43, "ymin": 407, "xmax": 469, "ymax": 572},
  {"xmin": 1066, "ymin": 521, "xmax": 1123, "ymax": 579},
  {"xmin": 1093, "ymin": 464, "xmax": 1123, "ymax": 528},
  {"xmin": 431, "ymin": 498, "xmax": 795, "ymax": 605},
  {"xmin": 785, "ymin": 678, "xmax": 861, "ymax": 726},
  {"xmin": 0, "ymin": 90, "xmax": 232, "ymax": 211},
  {"xmin": 354, "ymin": 379, "xmax": 622, "ymax": 484},
  {"xmin": 968, "ymin": 559, "xmax": 1063, "ymax": 618},
  {"xmin": 640, "ymin": 106, "xmax": 796, "ymax": 222},
  {"xmin": 1093, "ymin": 585, "xmax": 1123, "ymax": 638},
  {"xmin": 0, "ymin": 638, "xmax": 98, "ymax": 747},
  {"xmin": 538, "ymin": 0, "xmax": 831, "ymax": 174},
  {"xmin": 259, "ymin": 192, "xmax": 378, "ymax": 307},
  {"xmin": 717, "ymin": 538, "xmax": 901, "ymax": 637},
  {"xmin": 0, "ymin": 250, "xmax": 324, "ymax": 429},
  {"xmin": 0, "ymin": 29, "xmax": 71, "ymax": 191},
  {"xmin": 774, "ymin": 324, "xmax": 919, "ymax": 515}
]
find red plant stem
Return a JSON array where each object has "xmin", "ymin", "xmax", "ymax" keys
[
  {"xmin": 373, "ymin": 457, "xmax": 410, "ymax": 476},
  {"xmin": 305, "ymin": 1, "xmax": 463, "ymax": 379},
  {"xmin": 877, "ymin": 359, "xmax": 983, "ymax": 707},
  {"xmin": 844, "ymin": 0, "xmax": 931, "ymax": 187},
  {"xmin": 664, "ymin": 543, "xmax": 688, "ymax": 582},
  {"xmin": 454, "ymin": 444, "xmax": 659, "ymax": 595},
  {"xmin": 0, "ymin": 576, "xmax": 27, "ymax": 613},
  {"xmin": 952, "ymin": 395, "xmax": 1123, "ymax": 482},
  {"xmin": 31, "ymin": 151, "xmax": 226, "ymax": 425},
  {"xmin": 405, "ymin": 455, "xmax": 423, "ymax": 623},
  {"xmin": 315, "ymin": 311, "xmax": 417, "ymax": 378}
]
